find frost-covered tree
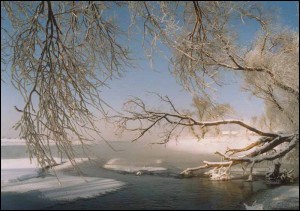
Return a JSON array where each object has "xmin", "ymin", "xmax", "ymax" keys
[
  {"xmin": 1, "ymin": 1, "xmax": 298, "ymax": 180},
  {"xmin": 115, "ymin": 1, "xmax": 299, "ymax": 180},
  {"xmin": 1, "ymin": 1, "xmax": 132, "ymax": 169}
]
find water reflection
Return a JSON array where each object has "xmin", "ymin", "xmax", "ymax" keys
[{"xmin": 180, "ymin": 177, "xmax": 267, "ymax": 209}]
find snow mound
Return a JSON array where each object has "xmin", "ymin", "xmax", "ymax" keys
[
  {"xmin": 244, "ymin": 201, "xmax": 264, "ymax": 210},
  {"xmin": 1, "ymin": 158, "xmax": 125, "ymax": 201},
  {"xmin": 1, "ymin": 158, "xmax": 42, "ymax": 184},
  {"xmin": 2, "ymin": 176, "xmax": 125, "ymax": 201},
  {"xmin": 244, "ymin": 186, "xmax": 299, "ymax": 210},
  {"xmin": 103, "ymin": 158, "xmax": 167, "ymax": 173},
  {"xmin": 103, "ymin": 164, "xmax": 167, "ymax": 172}
]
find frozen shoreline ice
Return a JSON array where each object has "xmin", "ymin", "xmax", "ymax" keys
[
  {"xmin": 103, "ymin": 158, "xmax": 167, "ymax": 173},
  {"xmin": 1, "ymin": 156, "xmax": 125, "ymax": 201}
]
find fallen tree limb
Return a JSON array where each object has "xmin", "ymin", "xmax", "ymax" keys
[
  {"xmin": 181, "ymin": 134, "xmax": 298, "ymax": 180},
  {"xmin": 115, "ymin": 94, "xmax": 299, "ymax": 181}
]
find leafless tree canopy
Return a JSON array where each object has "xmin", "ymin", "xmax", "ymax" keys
[
  {"xmin": 116, "ymin": 2, "xmax": 299, "ymax": 180},
  {"xmin": 1, "ymin": 1, "xmax": 299, "ymax": 178},
  {"xmin": 1, "ymin": 1, "xmax": 131, "ymax": 168}
]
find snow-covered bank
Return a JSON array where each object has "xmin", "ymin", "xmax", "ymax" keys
[
  {"xmin": 1, "ymin": 157, "xmax": 77, "ymax": 185},
  {"xmin": 166, "ymin": 135, "xmax": 259, "ymax": 154},
  {"xmin": 1, "ymin": 139, "xmax": 27, "ymax": 146},
  {"xmin": 1, "ymin": 158, "xmax": 41, "ymax": 184},
  {"xmin": 2, "ymin": 176, "xmax": 125, "ymax": 201},
  {"xmin": 1, "ymin": 138, "xmax": 83, "ymax": 146},
  {"xmin": 1, "ymin": 157, "xmax": 125, "ymax": 201},
  {"xmin": 244, "ymin": 185, "xmax": 299, "ymax": 210}
]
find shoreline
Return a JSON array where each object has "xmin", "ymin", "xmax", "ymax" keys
[
  {"xmin": 1, "ymin": 142, "xmax": 299, "ymax": 210},
  {"xmin": 244, "ymin": 185, "xmax": 299, "ymax": 210}
]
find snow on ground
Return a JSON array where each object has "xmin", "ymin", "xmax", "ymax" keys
[
  {"xmin": 103, "ymin": 158, "xmax": 167, "ymax": 173},
  {"xmin": 244, "ymin": 186, "xmax": 299, "ymax": 210},
  {"xmin": 1, "ymin": 138, "xmax": 83, "ymax": 146},
  {"xmin": 1, "ymin": 138, "xmax": 27, "ymax": 146},
  {"xmin": 2, "ymin": 176, "xmax": 125, "ymax": 201},
  {"xmin": 166, "ymin": 135, "xmax": 259, "ymax": 154},
  {"xmin": 0, "ymin": 157, "xmax": 81, "ymax": 185},
  {"xmin": 1, "ymin": 158, "xmax": 41, "ymax": 184},
  {"xmin": 103, "ymin": 164, "xmax": 167, "ymax": 172},
  {"xmin": 1, "ymin": 157, "xmax": 125, "ymax": 201}
]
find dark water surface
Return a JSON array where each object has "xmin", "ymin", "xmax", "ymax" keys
[{"xmin": 1, "ymin": 141, "xmax": 269, "ymax": 210}]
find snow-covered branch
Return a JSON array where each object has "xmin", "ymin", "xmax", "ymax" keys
[{"xmin": 115, "ymin": 94, "xmax": 299, "ymax": 181}]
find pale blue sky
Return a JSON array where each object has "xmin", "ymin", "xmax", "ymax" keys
[{"xmin": 1, "ymin": 1, "xmax": 299, "ymax": 138}]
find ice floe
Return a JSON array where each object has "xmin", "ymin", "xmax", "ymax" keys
[
  {"xmin": 103, "ymin": 158, "xmax": 167, "ymax": 173},
  {"xmin": 1, "ymin": 157, "xmax": 125, "ymax": 201}
]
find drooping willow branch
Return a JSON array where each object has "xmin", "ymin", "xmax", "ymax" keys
[
  {"xmin": 2, "ymin": 1, "xmax": 131, "ymax": 169},
  {"xmin": 1, "ymin": 1, "xmax": 298, "ymax": 175}
]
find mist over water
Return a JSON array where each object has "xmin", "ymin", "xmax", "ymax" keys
[{"xmin": 1, "ymin": 138, "xmax": 272, "ymax": 210}]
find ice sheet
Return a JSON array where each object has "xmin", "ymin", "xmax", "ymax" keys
[
  {"xmin": 103, "ymin": 158, "xmax": 167, "ymax": 172},
  {"xmin": 1, "ymin": 158, "xmax": 125, "ymax": 201},
  {"xmin": 2, "ymin": 176, "xmax": 125, "ymax": 201}
]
